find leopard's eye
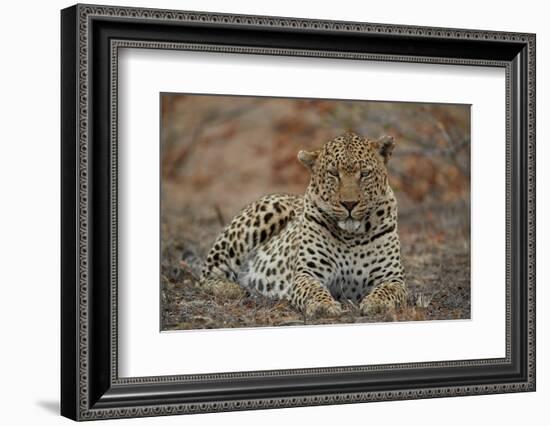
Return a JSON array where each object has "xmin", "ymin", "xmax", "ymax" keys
[
  {"xmin": 360, "ymin": 170, "xmax": 370, "ymax": 178},
  {"xmin": 328, "ymin": 168, "xmax": 339, "ymax": 178}
]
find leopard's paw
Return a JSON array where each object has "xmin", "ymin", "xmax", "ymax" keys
[
  {"xmin": 305, "ymin": 299, "xmax": 343, "ymax": 318},
  {"xmin": 359, "ymin": 295, "xmax": 392, "ymax": 316},
  {"xmin": 200, "ymin": 277, "xmax": 246, "ymax": 300},
  {"xmin": 360, "ymin": 282, "xmax": 407, "ymax": 316}
]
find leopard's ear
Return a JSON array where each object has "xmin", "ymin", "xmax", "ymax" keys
[
  {"xmin": 372, "ymin": 135, "xmax": 395, "ymax": 164},
  {"xmin": 298, "ymin": 150, "xmax": 319, "ymax": 171}
]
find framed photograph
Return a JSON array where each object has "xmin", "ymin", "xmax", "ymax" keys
[{"xmin": 61, "ymin": 4, "xmax": 536, "ymax": 421}]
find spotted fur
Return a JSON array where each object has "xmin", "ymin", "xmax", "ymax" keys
[{"xmin": 200, "ymin": 132, "xmax": 407, "ymax": 317}]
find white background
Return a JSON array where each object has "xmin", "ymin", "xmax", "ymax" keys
[
  {"xmin": 119, "ymin": 50, "xmax": 505, "ymax": 377},
  {"xmin": 0, "ymin": 0, "xmax": 547, "ymax": 425}
]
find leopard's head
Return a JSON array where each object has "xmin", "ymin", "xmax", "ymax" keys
[{"xmin": 298, "ymin": 132, "xmax": 395, "ymax": 234}]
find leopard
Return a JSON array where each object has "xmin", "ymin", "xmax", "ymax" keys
[{"xmin": 199, "ymin": 131, "xmax": 407, "ymax": 318}]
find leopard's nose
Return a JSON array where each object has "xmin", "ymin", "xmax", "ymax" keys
[{"xmin": 340, "ymin": 200, "xmax": 358, "ymax": 213}]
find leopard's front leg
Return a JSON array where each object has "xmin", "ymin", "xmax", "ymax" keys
[
  {"xmin": 360, "ymin": 281, "xmax": 408, "ymax": 315},
  {"xmin": 290, "ymin": 273, "xmax": 342, "ymax": 318}
]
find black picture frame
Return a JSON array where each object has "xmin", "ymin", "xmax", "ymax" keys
[{"xmin": 61, "ymin": 3, "xmax": 536, "ymax": 421}]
